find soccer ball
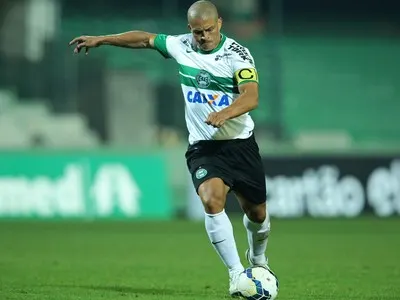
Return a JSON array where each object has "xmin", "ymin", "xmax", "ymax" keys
[{"xmin": 236, "ymin": 267, "xmax": 279, "ymax": 300}]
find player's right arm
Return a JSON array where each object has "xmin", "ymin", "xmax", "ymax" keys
[{"xmin": 69, "ymin": 31, "xmax": 157, "ymax": 55}]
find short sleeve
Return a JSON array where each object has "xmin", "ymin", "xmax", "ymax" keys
[
  {"xmin": 153, "ymin": 34, "xmax": 181, "ymax": 59},
  {"xmin": 230, "ymin": 44, "xmax": 256, "ymax": 70},
  {"xmin": 153, "ymin": 34, "xmax": 170, "ymax": 58}
]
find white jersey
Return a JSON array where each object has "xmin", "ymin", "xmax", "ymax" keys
[{"xmin": 154, "ymin": 33, "xmax": 258, "ymax": 145}]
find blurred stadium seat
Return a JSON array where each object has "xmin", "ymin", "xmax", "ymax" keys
[
  {"xmin": 57, "ymin": 16, "xmax": 400, "ymax": 148},
  {"xmin": 0, "ymin": 89, "xmax": 100, "ymax": 148}
]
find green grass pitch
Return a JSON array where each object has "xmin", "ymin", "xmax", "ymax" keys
[{"xmin": 1, "ymin": 217, "xmax": 399, "ymax": 300}]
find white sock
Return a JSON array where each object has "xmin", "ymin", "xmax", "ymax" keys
[
  {"xmin": 243, "ymin": 212, "xmax": 270, "ymax": 265},
  {"xmin": 205, "ymin": 210, "xmax": 244, "ymax": 275}
]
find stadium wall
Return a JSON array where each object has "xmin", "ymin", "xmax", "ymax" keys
[
  {"xmin": 0, "ymin": 151, "xmax": 172, "ymax": 219},
  {"xmin": 224, "ymin": 155, "xmax": 400, "ymax": 218},
  {"xmin": 1, "ymin": 150, "xmax": 399, "ymax": 220}
]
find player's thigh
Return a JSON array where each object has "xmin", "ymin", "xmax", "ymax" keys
[
  {"xmin": 234, "ymin": 191, "xmax": 266, "ymax": 223},
  {"xmin": 229, "ymin": 135, "xmax": 267, "ymax": 222},
  {"xmin": 186, "ymin": 146, "xmax": 233, "ymax": 213},
  {"xmin": 198, "ymin": 177, "xmax": 231, "ymax": 213},
  {"xmin": 233, "ymin": 173, "xmax": 267, "ymax": 223},
  {"xmin": 185, "ymin": 141, "xmax": 234, "ymax": 196}
]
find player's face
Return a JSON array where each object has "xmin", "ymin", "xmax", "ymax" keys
[{"xmin": 188, "ymin": 17, "xmax": 222, "ymax": 51}]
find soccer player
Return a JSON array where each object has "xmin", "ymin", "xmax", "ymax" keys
[{"xmin": 69, "ymin": 0, "xmax": 273, "ymax": 296}]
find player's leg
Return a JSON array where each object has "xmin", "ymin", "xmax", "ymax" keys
[
  {"xmin": 185, "ymin": 142, "xmax": 244, "ymax": 295},
  {"xmin": 235, "ymin": 192, "xmax": 270, "ymax": 267},
  {"xmin": 198, "ymin": 177, "xmax": 245, "ymax": 282},
  {"xmin": 227, "ymin": 134, "xmax": 270, "ymax": 267}
]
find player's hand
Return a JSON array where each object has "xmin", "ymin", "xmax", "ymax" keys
[
  {"xmin": 205, "ymin": 111, "xmax": 229, "ymax": 128},
  {"xmin": 69, "ymin": 36, "xmax": 102, "ymax": 55}
]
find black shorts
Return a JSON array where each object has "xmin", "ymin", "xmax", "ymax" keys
[{"xmin": 185, "ymin": 134, "xmax": 267, "ymax": 204}]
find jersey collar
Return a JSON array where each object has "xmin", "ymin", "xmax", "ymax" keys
[{"xmin": 196, "ymin": 34, "xmax": 226, "ymax": 55}]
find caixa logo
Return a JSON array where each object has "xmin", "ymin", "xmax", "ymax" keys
[{"xmin": 186, "ymin": 91, "xmax": 229, "ymax": 107}]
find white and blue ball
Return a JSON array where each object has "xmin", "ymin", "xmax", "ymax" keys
[{"xmin": 236, "ymin": 267, "xmax": 279, "ymax": 300}]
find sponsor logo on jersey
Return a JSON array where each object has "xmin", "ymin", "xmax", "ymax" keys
[
  {"xmin": 186, "ymin": 90, "xmax": 230, "ymax": 107},
  {"xmin": 215, "ymin": 53, "xmax": 232, "ymax": 61},
  {"xmin": 195, "ymin": 70, "xmax": 211, "ymax": 88},
  {"xmin": 181, "ymin": 37, "xmax": 194, "ymax": 53},
  {"xmin": 227, "ymin": 42, "xmax": 253, "ymax": 64},
  {"xmin": 182, "ymin": 38, "xmax": 191, "ymax": 47}
]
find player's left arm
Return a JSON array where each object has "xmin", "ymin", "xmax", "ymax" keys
[
  {"xmin": 205, "ymin": 69, "xmax": 258, "ymax": 127},
  {"xmin": 220, "ymin": 68, "xmax": 259, "ymax": 119},
  {"xmin": 205, "ymin": 45, "xmax": 259, "ymax": 128}
]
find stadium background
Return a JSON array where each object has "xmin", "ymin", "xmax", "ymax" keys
[{"xmin": 0, "ymin": 1, "xmax": 399, "ymax": 299}]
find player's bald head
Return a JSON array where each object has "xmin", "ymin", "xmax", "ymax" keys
[
  {"xmin": 187, "ymin": 0, "xmax": 219, "ymax": 22},
  {"xmin": 187, "ymin": 1, "xmax": 222, "ymax": 52}
]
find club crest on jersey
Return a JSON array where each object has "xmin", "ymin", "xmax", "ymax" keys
[
  {"xmin": 195, "ymin": 70, "xmax": 211, "ymax": 88},
  {"xmin": 195, "ymin": 168, "xmax": 208, "ymax": 179}
]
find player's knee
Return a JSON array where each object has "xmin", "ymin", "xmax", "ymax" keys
[
  {"xmin": 198, "ymin": 183, "xmax": 227, "ymax": 214},
  {"xmin": 200, "ymin": 191, "xmax": 226, "ymax": 213},
  {"xmin": 246, "ymin": 207, "xmax": 266, "ymax": 224}
]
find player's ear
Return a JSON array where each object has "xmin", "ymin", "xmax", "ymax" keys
[
  {"xmin": 217, "ymin": 17, "xmax": 223, "ymax": 30},
  {"xmin": 187, "ymin": 24, "xmax": 192, "ymax": 32}
]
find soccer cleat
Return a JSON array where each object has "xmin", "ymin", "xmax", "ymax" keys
[
  {"xmin": 229, "ymin": 270, "xmax": 243, "ymax": 297},
  {"xmin": 245, "ymin": 249, "xmax": 269, "ymax": 269}
]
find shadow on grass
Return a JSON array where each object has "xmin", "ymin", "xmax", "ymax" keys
[
  {"xmin": 48, "ymin": 283, "xmax": 221, "ymax": 298},
  {"xmin": 79, "ymin": 284, "xmax": 191, "ymax": 295}
]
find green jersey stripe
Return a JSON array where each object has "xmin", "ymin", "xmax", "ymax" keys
[
  {"xmin": 179, "ymin": 73, "xmax": 239, "ymax": 94},
  {"xmin": 179, "ymin": 64, "xmax": 235, "ymax": 87}
]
